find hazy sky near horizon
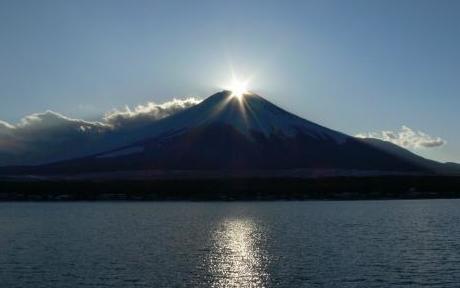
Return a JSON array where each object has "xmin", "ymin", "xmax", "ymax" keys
[{"xmin": 0, "ymin": 0, "xmax": 459, "ymax": 162}]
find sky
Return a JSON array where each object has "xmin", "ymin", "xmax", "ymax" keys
[{"xmin": 0, "ymin": 0, "xmax": 459, "ymax": 163}]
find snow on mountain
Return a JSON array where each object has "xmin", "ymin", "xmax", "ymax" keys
[
  {"xmin": 133, "ymin": 90, "xmax": 348, "ymax": 144},
  {"xmin": 0, "ymin": 90, "xmax": 450, "ymax": 175}
]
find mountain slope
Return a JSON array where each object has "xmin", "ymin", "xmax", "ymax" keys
[
  {"xmin": 360, "ymin": 138, "xmax": 460, "ymax": 175},
  {"xmin": 0, "ymin": 90, "xmax": 440, "ymax": 175},
  {"xmin": 120, "ymin": 90, "xmax": 348, "ymax": 143}
]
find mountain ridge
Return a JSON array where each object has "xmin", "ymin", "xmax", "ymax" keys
[{"xmin": 2, "ymin": 90, "xmax": 455, "ymax": 176}]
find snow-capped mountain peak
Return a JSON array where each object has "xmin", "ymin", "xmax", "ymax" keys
[
  {"xmin": 146, "ymin": 90, "xmax": 348, "ymax": 143},
  {"xmin": 1, "ymin": 90, "xmax": 440, "ymax": 174}
]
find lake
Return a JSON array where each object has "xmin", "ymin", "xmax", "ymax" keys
[{"xmin": 1, "ymin": 200, "xmax": 460, "ymax": 287}]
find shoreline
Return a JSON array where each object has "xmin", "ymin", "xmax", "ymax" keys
[{"xmin": 1, "ymin": 175, "xmax": 460, "ymax": 201}]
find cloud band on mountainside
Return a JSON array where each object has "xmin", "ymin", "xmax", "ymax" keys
[
  {"xmin": 0, "ymin": 98, "xmax": 201, "ymax": 165},
  {"xmin": 104, "ymin": 98, "xmax": 200, "ymax": 129},
  {"xmin": 356, "ymin": 125, "xmax": 446, "ymax": 149}
]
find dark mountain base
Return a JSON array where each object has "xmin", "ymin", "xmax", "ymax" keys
[{"xmin": 1, "ymin": 176, "xmax": 460, "ymax": 201}]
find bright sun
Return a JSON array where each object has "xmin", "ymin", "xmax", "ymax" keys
[{"xmin": 227, "ymin": 77, "xmax": 249, "ymax": 100}]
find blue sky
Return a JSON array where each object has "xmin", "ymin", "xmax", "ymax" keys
[{"xmin": 0, "ymin": 0, "xmax": 459, "ymax": 162}]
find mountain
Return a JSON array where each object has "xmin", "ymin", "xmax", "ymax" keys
[
  {"xmin": 360, "ymin": 138, "xmax": 460, "ymax": 175},
  {"xmin": 0, "ymin": 90, "xmax": 456, "ymax": 176}
]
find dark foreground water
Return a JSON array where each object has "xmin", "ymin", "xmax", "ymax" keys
[{"xmin": 1, "ymin": 200, "xmax": 460, "ymax": 287}]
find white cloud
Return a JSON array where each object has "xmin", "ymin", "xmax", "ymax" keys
[
  {"xmin": 104, "ymin": 97, "xmax": 201, "ymax": 129},
  {"xmin": 0, "ymin": 120, "xmax": 14, "ymax": 130},
  {"xmin": 0, "ymin": 98, "xmax": 201, "ymax": 165},
  {"xmin": 356, "ymin": 125, "xmax": 446, "ymax": 149},
  {"xmin": 17, "ymin": 110, "xmax": 107, "ymax": 132}
]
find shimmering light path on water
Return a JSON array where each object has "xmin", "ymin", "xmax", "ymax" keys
[{"xmin": 1, "ymin": 200, "xmax": 460, "ymax": 287}]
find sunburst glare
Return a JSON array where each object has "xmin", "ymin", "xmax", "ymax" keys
[{"xmin": 226, "ymin": 75, "xmax": 250, "ymax": 100}]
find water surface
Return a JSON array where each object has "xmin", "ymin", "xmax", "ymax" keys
[{"xmin": 1, "ymin": 200, "xmax": 460, "ymax": 287}]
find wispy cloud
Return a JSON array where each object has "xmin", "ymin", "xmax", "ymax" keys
[
  {"xmin": 104, "ymin": 98, "xmax": 200, "ymax": 129},
  {"xmin": 0, "ymin": 98, "xmax": 201, "ymax": 165},
  {"xmin": 356, "ymin": 125, "xmax": 446, "ymax": 149}
]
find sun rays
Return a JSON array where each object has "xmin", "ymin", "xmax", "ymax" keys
[
  {"xmin": 224, "ymin": 70, "xmax": 252, "ymax": 101},
  {"xmin": 228, "ymin": 77, "xmax": 249, "ymax": 100}
]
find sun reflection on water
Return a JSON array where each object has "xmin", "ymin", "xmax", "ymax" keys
[{"xmin": 207, "ymin": 218, "xmax": 270, "ymax": 287}]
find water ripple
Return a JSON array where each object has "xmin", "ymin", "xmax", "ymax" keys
[{"xmin": 1, "ymin": 200, "xmax": 460, "ymax": 287}]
